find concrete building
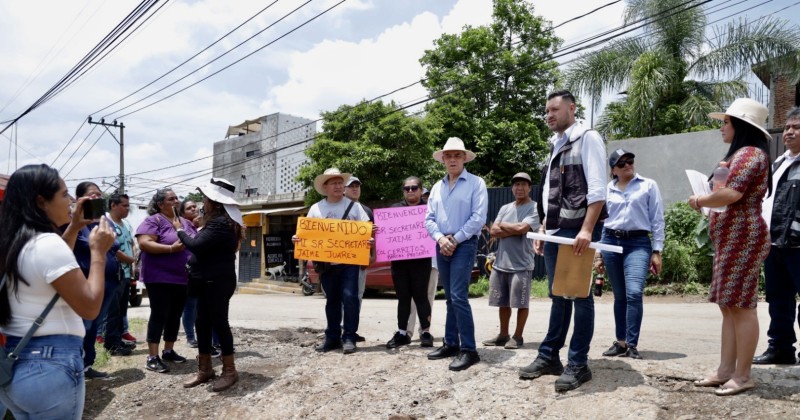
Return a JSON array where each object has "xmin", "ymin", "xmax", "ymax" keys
[{"xmin": 213, "ymin": 113, "xmax": 316, "ymax": 284}]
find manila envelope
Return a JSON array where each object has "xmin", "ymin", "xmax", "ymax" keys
[{"xmin": 552, "ymin": 244, "xmax": 595, "ymax": 299}]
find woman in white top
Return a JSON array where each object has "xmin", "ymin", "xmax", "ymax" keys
[{"xmin": 0, "ymin": 164, "xmax": 115, "ymax": 419}]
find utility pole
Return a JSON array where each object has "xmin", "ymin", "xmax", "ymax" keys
[{"xmin": 87, "ymin": 117, "xmax": 125, "ymax": 193}]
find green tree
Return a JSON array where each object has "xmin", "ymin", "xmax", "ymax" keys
[
  {"xmin": 567, "ymin": 0, "xmax": 800, "ymax": 140},
  {"xmin": 297, "ymin": 100, "xmax": 439, "ymax": 206},
  {"xmin": 419, "ymin": 0, "xmax": 561, "ymax": 186},
  {"xmin": 182, "ymin": 191, "xmax": 203, "ymax": 204}
]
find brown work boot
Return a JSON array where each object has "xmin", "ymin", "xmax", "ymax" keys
[
  {"xmin": 212, "ymin": 354, "xmax": 238, "ymax": 392},
  {"xmin": 183, "ymin": 354, "xmax": 216, "ymax": 388}
]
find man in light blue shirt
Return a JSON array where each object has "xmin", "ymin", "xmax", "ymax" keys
[{"xmin": 425, "ymin": 137, "xmax": 488, "ymax": 371}]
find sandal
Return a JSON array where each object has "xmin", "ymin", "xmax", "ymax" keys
[
  {"xmin": 693, "ymin": 377, "xmax": 729, "ymax": 387},
  {"xmin": 714, "ymin": 379, "xmax": 755, "ymax": 396}
]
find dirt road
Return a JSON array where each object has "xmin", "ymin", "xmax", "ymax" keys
[{"xmin": 87, "ymin": 293, "xmax": 800, "ymax": 419}]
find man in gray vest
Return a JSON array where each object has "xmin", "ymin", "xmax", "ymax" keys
[{"xmin": 519, "ymin": 90, "xmax": 607, "ymax": 392}]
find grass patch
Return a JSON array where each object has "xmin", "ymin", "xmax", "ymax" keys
[
  {"xmin": 530, "ymin": 278, "xmax": 549, "ymax": 298},
  {"xmin": 93, "ymin": 317, "xmax": 148, "ymax": 369},
  {"xmin": 468, "ymin": 275, "xmax": 490, "ymax": 298}
]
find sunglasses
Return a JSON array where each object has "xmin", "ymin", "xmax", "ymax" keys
[
  {"xmin": 402, "ymin": 185, "xmax": 420, "ymax": 192},
  {"xmin": 614, "ymin": 159, "xmax": 634, "ymax": 168}
]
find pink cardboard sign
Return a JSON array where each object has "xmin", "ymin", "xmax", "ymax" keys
[{"xmin": 374, "ymin": 205, "xmax": 435, "ymax": 262}]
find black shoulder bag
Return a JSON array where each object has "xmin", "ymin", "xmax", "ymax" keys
[
  {"xmin": 312, "ymin": 200, "xmax": 356, "ymax": 275},
  {"xmin": 0, "ymin": 274, "xmax": 60, "ymax": 386}
]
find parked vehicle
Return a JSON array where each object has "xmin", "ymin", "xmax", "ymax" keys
[{"xmin": 306, "ymin": 259, "xmax": 480, "ymax": 295}]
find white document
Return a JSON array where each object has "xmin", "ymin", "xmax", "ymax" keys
[
  {"xmin": 685, "ymin": 169, "xmax": 724, "ymax": 216},
  {"xmin": 526, "ymin": 232, "xmax": 623, "ymax": 253}
]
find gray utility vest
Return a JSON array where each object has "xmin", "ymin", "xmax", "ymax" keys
[{"xmin": 544, "ymin": 130, "xmax": 607, "ymax": 230}]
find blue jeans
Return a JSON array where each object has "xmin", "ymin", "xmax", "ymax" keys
[
  {"xmin": 600, "ymin": 234, "xmax": 651, "ymax": 347},
  {"xmin": 763, "ymin": 246, "xmax": 800, "ymax": 352},
  {"xmin": 0, "ymin": 335, "xmax": 85, "ymax": 419},
  {"xmin": 83, "ymin": 278, "xmax": 121, "ymax": 367},
  {"xmin": 182, "ymin": 296, "xmax": 198, "ymax": 341},
  {"xmin": 437, "ymin": 236, "xmax": 478, "ymax": 351},
  {"xmin": 320, "ymin": 264, "xmax": 361, "ymax": 342},
  {"xmin": 538, "ymin": 225, "xmax": 602, "ymax": 366}
]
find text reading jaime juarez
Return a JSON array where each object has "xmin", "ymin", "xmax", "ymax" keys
[
  {"xmin": 374, "ymin": 205, "xmax": 435, "ymax": 263},
  {"xmin": 294, "ymin": 217, "xmax": 373, "ymax": 265}
]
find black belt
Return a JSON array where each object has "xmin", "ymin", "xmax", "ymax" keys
[{"xmin": 604, "ymin": 229, "xmax": 649, "ymax": 239}]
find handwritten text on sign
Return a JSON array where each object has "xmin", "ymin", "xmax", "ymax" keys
[
  {"xmin": 294, "ymin": 217, "xmax": 372, "ymax": 265},
  {"xmin": 374, "ymin": 205, "xmax": 435, "ymax": 262}
]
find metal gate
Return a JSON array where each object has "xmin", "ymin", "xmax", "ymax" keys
[{"xmin": 238, "ymin": 227, "xmax": 262, "ymax": 282}]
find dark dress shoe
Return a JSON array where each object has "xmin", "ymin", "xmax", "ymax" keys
[
  {"xmin": 449, "ymin": 350, "xmax": 480, "ymax": 371},
  {"xmin": 752, "ymin": 347, "xmax": 797, "ymax": 365},
  {"xmin": 315, "ymin": 340, "xmax": 343, "ymax": 353},
  {"xmin": 427, "ymin": 343, "xmax": 460, "ymax": 360}
]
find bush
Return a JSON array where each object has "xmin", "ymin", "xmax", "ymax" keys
[
  {"xmin": 656, "ymin": 202, "xmax": 713, "ymax": 285},
  {"xmin": 468, "ymin": 275, "xmax": 490, "ymax": 297}
]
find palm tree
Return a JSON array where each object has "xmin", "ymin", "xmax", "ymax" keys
[{"xmin": 566, "ymin": 0, "xmax": 800, "ymax": 140}]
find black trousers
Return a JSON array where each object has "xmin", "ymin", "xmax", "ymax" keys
[
  {"xmin": 391, "ymin": 260, "xmax": 432, "ymax": 331},
  {"xmin": 196, "ymin": 276, "xmax": 236, "ymax": 356},
  {"xmin": 145, "ymin": 283, "xmax": 187, "ymax": 344},
  {"xmin": 103, "ymin": 276, "xmax": 130, "ymax": 348}
]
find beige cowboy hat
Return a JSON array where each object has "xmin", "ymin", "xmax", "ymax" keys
[
  {"xmin": 709, "ymin": 98, "xmax": 771, "ymax": 141},
  {"xmin": 313, "ymin": 167, "xmax": 351, "ymax": 195},
  {"xmin": 197, "ymin": 178, "xmax": 243, "ymax": 225},
  {"xmin": 433, "ymin": 137, "xmax": 477, "ymax": 163}
]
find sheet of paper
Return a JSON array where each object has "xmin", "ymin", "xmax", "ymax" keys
[
  {"xmin": 685, "ymin": 169, "xmax": 723, "ymax": 216},
  {"xmin": 526, "ymin": 232, "xmax": 623, "ymax": 253}
]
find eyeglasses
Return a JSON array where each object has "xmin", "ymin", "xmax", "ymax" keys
[
  {"xmin": 402, "ymin": 185, "xmax": 420, "ymax": 192},
  {"xmin": 614, "ymin": 159, "xmax": 634, "ymax": 168}
]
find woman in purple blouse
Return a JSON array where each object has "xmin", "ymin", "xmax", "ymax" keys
[{"xmin": 135, "ymin": 188, "xmax": 197, "ymax": 373}]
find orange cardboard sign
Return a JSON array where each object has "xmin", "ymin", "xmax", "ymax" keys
[{"xmin": 293, "ymin": 217, "xmax": 372, "ymax": 265}]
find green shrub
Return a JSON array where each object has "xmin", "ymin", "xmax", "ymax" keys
[
  {"xmin": 656, "ymin": 202, "xmax": 713, "ymax": 285},
  {"xmin": 530, "ymin": 277, "xmax": 549, "ymax": 298},
  {"xmin": 468, "ymin": 275, "xmax": 490, "ymax": 297}
]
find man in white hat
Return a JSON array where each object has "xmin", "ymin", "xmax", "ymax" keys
[
  {"xmin": 424, "ymin": 137, "xmax": 488, "ymax": 371},
  {"xmin": 299, "ymin": 168, "xmax": 371, "ymax": 355},
  {"xmin": 519, "ymin": 90, "xmax": 607, "ymax": 392},
  {"xmin": 754, "ymin": 107, "xmax": 800, "ymax": 366},
  {"xmin": 343, "ymin": 175, "xmax": 374, "ymax": 342},
  {"xmin": 481, "ymin": 172, "xmax": 539, "ymax": 350}
]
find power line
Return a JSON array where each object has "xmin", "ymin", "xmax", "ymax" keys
[
  {"xmin": 62, "ymin": 128, "xmax": 106, "ymax": 178},
  {"xmin": 91, "ymin": 0, "xmax": 282, "ymax": 117}
]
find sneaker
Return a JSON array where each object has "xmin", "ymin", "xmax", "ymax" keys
[
  {"xmin": 504, "ymin": 336, "xmax": 524, "ymax": 350},
  {"xmin": 554, "ymin": 364, "xmax": 593, "ymax": 392},
  {"xmin": 624, "ymin": 346, "xmax": 642, "ymax": 359},
  {"xmin": 343, "ymin": 339, "xmax": 357, "ymax": 354},
  {"xmin": 602, "ymin": 341, "xmax": 627, "ymax": 357},
  {"xmin": 386, "ymin": 331, "xmax": 411, "ymax": 349},
  {"xmin": 187, "ymin": 338, "xmax": 198, "ymax": 348},
  {"xmin": 211, "ymin": 347, "xmax": 222, "ymax": 358},
  {"xmin": 161, "ymin": 349, "xmax": 187, "ymax": 363},
  {"xmin": 107, "ymin": 345, "xmax": 132, "ymax": 356},
  {"xmin": 85, "ymin": 367, "xmax": 108, "ymax": 379},
  {"xmin": 121, "ymin": 332, "xmax": 138, "ymax": 343},
  {"xmin": 519, "ymin": 356, "xmax": 564, "ymax": 379},
  {"xmin": 95, "ymin": 335, "xmax": 104, "ymax": 344},
  {"xmin": 482, "ymin": 335, "xmax": 510, "ymax": 347},
  {"xmin": 355, "ymin": 333, "xmax": 366, "ymax": 343},
  {"xmin": 121, "ymin": 340, "xmax": 137, "ymax": 350},
  {"xmin": 146, "ymin": 356, "xmax": 169, "ymax": 373},
  {"xmin": 419, "ymin": 332, "xmax": 435, "ymax": 348}
]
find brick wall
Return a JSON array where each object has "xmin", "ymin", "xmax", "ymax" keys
[{"xmin": 773, "ymin": 75, "xmax": 799, "ymax": 128}]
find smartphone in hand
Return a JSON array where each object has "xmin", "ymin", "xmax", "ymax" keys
[{"xmin": 83, "ymin": 198, "xmax": 105, "ymax": 220}]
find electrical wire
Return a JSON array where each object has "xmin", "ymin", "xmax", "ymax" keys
[{"xmin": 62, "ymin": 129, "xmax": 106, "ymax": 178}]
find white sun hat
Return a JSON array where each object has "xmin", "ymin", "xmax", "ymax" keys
[
  {"xmin": 709, "ymin": 98, "xmax": 771, "ymax": 141},
  {"xmin": 198, "ymin": 178, "xmax": 243, "ymax": 225},
  {"xmin": 432, "ymin": 137, "xmax": 477, "ymax": 163}
]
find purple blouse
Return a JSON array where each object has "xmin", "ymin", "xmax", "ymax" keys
[{"xmin": 136, "ymin": 213, "xmax": 198, "ymax": 285}]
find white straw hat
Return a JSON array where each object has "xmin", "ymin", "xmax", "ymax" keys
[
  {"xmin": 197, "ymin": 178, "xmax": 243, "ymax": 225},
  {"xmin": 432, "ymin": 137, "xmax": 477, "ymax": 163},
  {"xmin": 313, "ymin": 168, "xmax": 351, "ymax": 195},
  {"xmin": 709, "ymin": 98, "xmax": 771, "ymax": 141}
]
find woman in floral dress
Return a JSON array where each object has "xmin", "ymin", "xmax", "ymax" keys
[{"xmin": 689, "ymin": 98, "xmax": 772, "ymax": 396}]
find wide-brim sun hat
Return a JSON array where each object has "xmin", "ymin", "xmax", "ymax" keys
[
  {"xmin": 313, "ymin": 168, "xmax": 351, "ymax": 195},
  {"xmin": 433, "ymin": 137, "xmax": 477, "ymax": 163},
  {"xmin": 198, "ymin": 178, "xmax": 243, "ymax": 226},
  {"xmin": 709, "ymin": 98, "xmax": 771, "ymax": 141}
]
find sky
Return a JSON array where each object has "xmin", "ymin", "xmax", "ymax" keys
[{"xmin": 0, "ymin": 0, "xmax": 793, "ymax": 205}]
